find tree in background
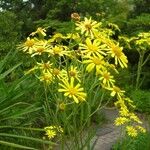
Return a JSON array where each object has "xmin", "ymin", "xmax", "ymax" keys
[{"xmin": 0, "ymin": 11, "xmax": 22, "ymax": 56}]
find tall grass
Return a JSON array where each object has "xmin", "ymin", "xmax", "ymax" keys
[{"xmin": 0, "ymin": 52, "xmax": 54, "ymax": 149}]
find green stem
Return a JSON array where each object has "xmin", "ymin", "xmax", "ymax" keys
[
  {"xmin": 43, "ymin": 83, "xmax": 51, "ymax": 124},
  {"xmin": 142, "ymin": 54, "xmax": 150, "ymax": 66},
  {"xmin": 135, "ymin": 52, "xmax": 144, "ymax": 89}
]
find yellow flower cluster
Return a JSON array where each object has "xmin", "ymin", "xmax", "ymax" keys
[
  {"xmin": 44, "ymin": 125, "xmax": 63, "ymax": 139},
  {"xmin": 18, "ymin": 17, "xmax": 145, "ymax": 137},
  {"xmin": 126, "ymin": 125, "xmax": 146, "ymax": 137}
]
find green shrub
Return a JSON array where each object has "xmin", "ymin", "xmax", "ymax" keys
[{"xmin": 131, "ymin": 89, "xmax": 150, "ymax": 113}]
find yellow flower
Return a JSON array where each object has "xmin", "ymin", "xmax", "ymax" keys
[
  {"xmin": 59, "ymin": 69, "xmax": 69, "ymax": 79},
  {"xmin": 44, "ymin": 126, "xmax": 63, "ymax": 139},
  {"xmin": 136, "ymin": 126, "xmax": 146, "ymax": 133},
  {"xmin": 18, "ymin": 37, "xmax": 35, "ymax": 54},
  {"xmin": 48, "ymin": 33, "xmax": 64, "ymax": 43},
  {"xmin": 39, "ymin": 72, "xmax": 52, "ymax": 84},
  {"xmin": 69, "ymin": 66, "xmax": 80, "ymax": 81},
  {"xmin": 48, "ymin": 45, "xmax": 69, "ymax": 56},
  {"xmin": 65, "ymin": 33, "xmax": 80, "ymax": 41},
  {"xmin": 44, "ymin": 127, "xmax": 56, "ymax": 139},
  {"xmin": 115, "ymin": 117, "xmax": 129, "ymax": 126},
  {"xmin": 52, "ymin": 68, "xmax": 61, "ymax": 79},
  {"xmin": 107, "ymin": 86, "xmax": 125, "ymax": 98},
  {"xmin": 126, "ymin": 126, "xmax": 138, "ymax": 137},
  {"xmin": 129, "ymin": 113, "xmax": 142, "ymax": 124},
  {"xmin": 107, "ymin": 43, "xmax": 128, "ymax": 68},
  {"xmin": 59, "ymin": 102, "xmax": 66, "ymax": 110},
  {"xmin": 31, "ymin": 40, "xmax": 49, "ymax": 57},
  {"xmin": 76, "ymin": 17, "xmax": 101, "ymax": 38},
  {"xmin": 83, "ymin": 54, "xmax": 105, "ymax": 73},
  {"xmin": 37, "ymin": 61, "xmax": 52, "ymax": 73},
  {"xmin": 59, "ymin": 66, "xmax": 80, "ymax": 81},
  {"xmin": 30, "ymin": 27, "xmax": 46, "ymax": 37},
  {"xmin": 119, "ymin": 107, "xmax": 129, "ymax": 117},
  {"xmin": 79, "ymin": 38, "xmax": 106, "ymax": 56},
  {"xmin": 58, "ymin": 78, "xmax": 86, "ymax": 103},
  {"xmin": 99, "ymin": 70, "xmax": 115, "ymax": 87}
]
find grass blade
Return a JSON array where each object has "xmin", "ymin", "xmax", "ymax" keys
[
  {"xmin": 0, "ymin": 140, "xmax": 37, "ymax": 150},
  {"xmin": 0, "ymin": 133, "xmax": 56, "ymax": 145}
]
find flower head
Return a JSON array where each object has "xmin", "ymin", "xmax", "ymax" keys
[
  {"xmin": 115, "ymin": 117, "xmax": 129, "ymax": 126},
  {"xmin": 136, "ymin": 126, "xmax": 146, "ymax": 133},
  {"xmin": 106, "ymin": 86, "xmax": 125, "ymax": 98},
  {"xmin": 48, "ymin": 45, "xmax": 69, "ymax": 57},
  {"xmin": 30, "ymin": 27, "xmax": 46, "ymax": 37},
  {"xmin": 52, "ymin": 68, "xmax": 61, "ymax": 78},
  {"xmin": 44, "ymin": 127, "xmax": 56, "ymax": 139},
  {"xmin": 83, "ymin": 54, "xmax": 105, "ymax": 73},
  {"xmin": 31, "ymin": 40, "xmax": 49, "ymax": 57},
  {"xmin": 44, "ymin": 126, "xmax": 63, "ymax": 139},
  {"xmin": 58, "ymin": 78, "xmax": 86, "ymax": 103},
  {"xmin": 18, "ymin": 37, "xmax": 35, "ymax": 54},
  {"xmin": 37, "ymin": 61, "xmax": 52, "ymax": 73},
  {"xmin": 107, "ymin": 43, "xmax": 128, "ymax": 68},
  {"xmin": 59, "ymin": 102, "xmax": 66, "ymax": 110},
  {"xmin": 76, "ymin": 17, "xmax": 101, "ymax": 38},
  {"xmin": 48, "ymin": 33, "xmax": 64, "ymax": 43},
  {"xmin": 99, "ymin": 70, "xmax": 115, "ymax": 87},
  {"xmin": 79, "ymin": 38, "xmax": 106, "ymax": 56},
  {"xmin": 39, "ymin": 72, "xmax": 52, "ymax": 84},
  {"xmin": 69, "ymin": 66, "xmax": 81, "ymax": 81},
  {"xmin": 126, "ymin": 126, "xmax": 138, "ymax": 137}
]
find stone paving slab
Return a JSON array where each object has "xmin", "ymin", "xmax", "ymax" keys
[{"xmin": 93, "ymin": 108, "xmax": 120, "ymax": 150}]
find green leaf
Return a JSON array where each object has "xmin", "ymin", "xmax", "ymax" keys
[
  {"xmin": 0, "ymin": 63, "xmax": 21, "ymax": 80},
  {"xmin": 0, "ymin": 140, "xmax": 37, "ymax": 150},
  {"xmin": 0, "ymin": 133, "xmax": 56, "ymax": 145}
]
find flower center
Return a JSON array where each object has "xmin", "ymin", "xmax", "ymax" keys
[
  {"xmin": 25, "ymin": 39, "xmax": 35, "ymax": 47},
  {"xmin": 43, "ymin": 74, "xmax": 51, "ymax": 81},
  {"xmin": 43, "ymin": 63, "xmax": 51, "ymax": 69},
  {"xmin": 85, "ymin": 23, "xmax": 92, "ymax": 31},
  {"xmin": 69, "ymin": 88, "xmax": 77, "ymax": 95},
  {"xmin": 112, "ymin": 47, "xmax": 122, "ymax": 57},
  {"xmin": 88, "ymin": 44, "xmax": 98, "ymax": 52},
  {"xmin": 92, "ymin": 57, "xmax": 102, "ymax": 65},
  {"xmin": 113, "ymin": 86, "xmax": 121, "ymax": 92},
  {"xmin": 37, "ymin": 47, "xmax": 45, "ymax": 53},
  {"xmin": 53, "ymin": 47, "xmax": 62, "ymax": 55},
  {"xmin": 53, "ymin": 68, "xmax": 60, "ymax": 75},
  {"xmin": 103, "ymin": 73, "xmax": 110, "ymax": 80},
  {"xmin": 69, "ymin": 71, "xmax": 76, "ymax": 77}
]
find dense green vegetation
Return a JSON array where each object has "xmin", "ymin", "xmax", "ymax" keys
[{"xmin": 0, "ymin": 0, "xmax": 149, "ymax": 149}]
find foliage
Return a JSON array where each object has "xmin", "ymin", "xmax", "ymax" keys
[
  {"xmin": 132, "ymin": 0, "xmax": 150, "ymax": 16},
  {"xmin": 129, "ymin": 32, "xmax": 150, "ymax": 89},
  {"xmin": 125, "ymin": 13, "xmax": 150, "ymax": 35},
  {"xmin": 118, "ymin": 32, "xmax": 150, "ymax": 90},
  {"xmin": 0, "ymin": 11, "xmax": 22, "ymax": 56},
  {"xmin": 0, "ymin": 52, "xmax": 55, "ymax": 149},
  {"xmin": 112, "ymin": 132, "xmax": 150, "ymax": 150},
  {"xmin": 130, "ymin": 89, "xmax": 150, "ymax": 113}
]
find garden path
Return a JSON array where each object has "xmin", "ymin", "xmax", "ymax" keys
[
  {"xmin": 92, "ymin": 108, "xmax": 150, "ymax": 150},
  {"xmin": 92, "ymin": 108, "xmax": 121, "ymax": 150}
]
